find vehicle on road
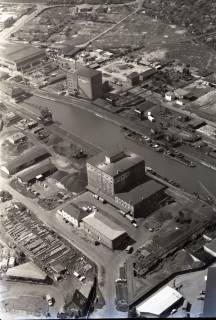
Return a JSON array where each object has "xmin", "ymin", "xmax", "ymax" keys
[
  {"xmin": 46, "ymin": 294, "xmax": 54, "ymax": 306},
  {"xmin": 125, "ymin": 245, "xmax": 133, "ymax": 254}
]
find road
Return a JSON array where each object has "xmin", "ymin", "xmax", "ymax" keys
[
  {"xmin": 0, "ymin": 176, "xmax": 128, "ymax": 317},
  {"xmin": 0, "ymin": 5, "xmax": 49, "ymax": 41}
]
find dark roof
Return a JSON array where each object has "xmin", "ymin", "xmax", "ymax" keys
[
  {"xmin": 135, "ymin": 100, "xmax": 155, "ymax": 112},
  {"xmin": 188, "ymin": 119, "xmax": 206, "ymax": 129},
  {"xmin": 203, "ymin": 267, "xmax": 216, "ymax": 317},
  {"xmin": 87, "ymin": 151, "xmax": 144, "ymax": 177},
  {"xmin": 0, "ymin": 41, "xmax": 45, "ymax": 64},
  {"xmin": 60, "ymin": 203, "xmax": 86, "ymax": 221},
  {"xmin": 75, "ymin": 66, "xmax": 102, "ymax": 78},
  {"xmin": 116, "ymin": 180, "xmax": 164, "ymax": 205},
  {"xmin": 62, "ymin": 46, "xmax": 81, "ymax": 57},
  {"xmin": 127, "ymin": 72, "xmax": 139, "ymax": 79},
  {"xmin": 1, "ymin": 146, "xmax": 50, "ymax": 175},
  {"xmin": 17, "ymin": 160, "xmax": 56, "ymax": 183}
]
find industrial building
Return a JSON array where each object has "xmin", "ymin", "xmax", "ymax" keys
[
  {"xmin": 0, "ymin": 14, "xmax": 15, "ymax": 30},
  {"xmin": 67, "ymin": 66, "xmax": 103, "ymax": 100},
  {"xmin": 0, "ymin": 41, "xmax": 46, "ymax": 71},
  {"xmin": 203, "ymin": 267, "xmax": 216, "ymax": 317},
  {"xmin": 0, "ymin": 81, "xmax": 25, "ymax": 98},
  {"xmin": 136, "ymin": 286, "xmax": 183, "ymax": 317},
  {"xmin": 126, "ymin": 72, "xmax": 140, "ymax": 86},
  {"xmin": 115, "ymin": 180, "xmax": 165, "ymax": 217},
  {"xmin": 57, "ymin": 203, "xmax": 87, "ymax": 227},
  {"xmin": 87, "ymin": 149, "xmax": 145, "ymax": 197},
  {"xmin": 82, "ymin": 212, "xmax": 128, "ymax": 250},
  {"xmin": 0, "ymin": 146, "xmax": 50, "ymax": 176},
  {"xmin": 17, "ymin": 160, "xmax": 56, "ymax": 185},
  {"xmin": 87, "ymin": 148, "xmax": 165, "ymax": 217},
  {"xmin": 196, "ymin": 124, "xmax": 216, "ymax": 145},
  {"xmin": 7, "ymin": 132, "xmax": 26, "ymax": 145}
]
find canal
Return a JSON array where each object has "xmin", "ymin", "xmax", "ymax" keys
[{"xmin": 23, "ymin": 95, "xmax": 216, "ymax": 196}]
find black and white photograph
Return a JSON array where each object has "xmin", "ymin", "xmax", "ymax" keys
[{"xmin": 0, "ymin": 0, "xmax": 216, "ymax": 318}]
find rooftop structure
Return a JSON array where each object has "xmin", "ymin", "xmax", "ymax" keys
[
  {"xmin": 203, "ymin": 267, "xmax": 216, "ymax": 317},
  {"xmin": 87, "ymin": 150, "xmax": 144, "ymax": 178},
  {"xmin": 136, "ymin": 286, "xmax": 183, "ymax": 317},
  {"xmin": 0, "ymin": 41, "xmax": 46, "ymax": 71}
]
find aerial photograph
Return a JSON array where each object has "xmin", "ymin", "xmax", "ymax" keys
[{"xmin": 0, "ymin": 0, "xmax": 216, "ymax": 318}]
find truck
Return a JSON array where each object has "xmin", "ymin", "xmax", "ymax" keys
[
  {"xmin": 8, "ymin": 256, "xmax": 15, "ymax": 268},
  {"xmin": 46, "ymin": 294, "xmax": 54, "ymax": 306},
  {"xmin": 1, "ymin": 257, "xmax": 8, "ymax": 272}
]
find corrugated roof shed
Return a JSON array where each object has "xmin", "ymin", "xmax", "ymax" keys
[
  {"xmin": 0, "ymin": 41, "xmax": 45, "ymax": 64},
  {"xmin": 1, "ymin": 146, "xmax": 50, "ymax": 175},
  {"xmin": 17, "ymin": 159, "xmax": 56, "ymax": 183}
]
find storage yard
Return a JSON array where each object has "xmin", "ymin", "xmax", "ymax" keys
[{"xmin": 1, "ymin": 201, "xmax": 95, "ymax": 282}]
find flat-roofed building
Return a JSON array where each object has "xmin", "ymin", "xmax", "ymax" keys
[
  {"xmin": 0, "ymin": 41, "xmax": 46, "ymax": 72},
  {"xmin": 87, "ymin": 149, "xmax": 145, "ymax": 197},
  {"xmin": 115, "ymin": 180, "xmax": 165, "ymax": 217},
  {"xmin": 82, "ymin": 212, "xmax": 128, "ymax": 250},
  {"xmin": 136, "ymin": 286, "xmax": 183, "ymax": 317},
  {"xmin": 0, "ymin": 146, "xmax": 50, "ymax": 176}
]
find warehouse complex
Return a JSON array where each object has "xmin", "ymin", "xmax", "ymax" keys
[
  {"xmin": 0, "ymin": 146, "xmax": 50, "ymax": 176},
  {"xmin": 0, "ymin": 41, "xmax": 46, "ymax": 71},
  {"xmin": 67, "ymin": 66, "xmax": 103, "ymax": 100},
  {"xmin": 87, "ymin": 149, "xmax": 165, "ymax": 217}
]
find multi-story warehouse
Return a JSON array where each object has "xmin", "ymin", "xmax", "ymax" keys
[
  {"xmin": 87, "ymin": 149, "xmax": 165, "ymax": 218},
  {"xmin": 0, "ymin": 41, "xmax": 46, "ymax": 72},
  {"xmin": 87, "ymin": 150, "xmax": 146, "ymax": 196},
  {"xmin": 67, "ymin": 66, "xmax": 103, "ymax": 100}
]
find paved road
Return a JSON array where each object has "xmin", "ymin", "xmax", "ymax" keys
[
  {"xmin": 0, "ymin": 5, "xmax": 48, "ymax": 41},
  {"xmin": 0, "ymin": 176, "xmax": 128, "ymax": 317}
]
